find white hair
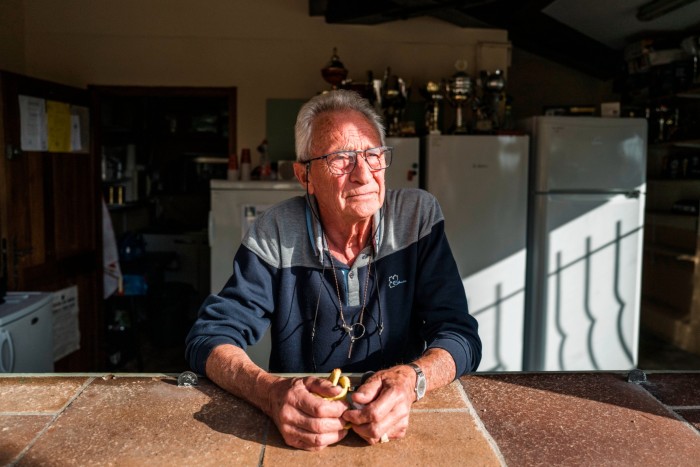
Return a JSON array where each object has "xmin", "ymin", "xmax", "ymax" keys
[{"xmin": 294, "ymin": 90, "xmax": 386, "ymax": 162}]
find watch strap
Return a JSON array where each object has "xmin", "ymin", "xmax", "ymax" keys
[{"xmin": 407, "ymin": 362, "xmax": 426, "ymax": 401}]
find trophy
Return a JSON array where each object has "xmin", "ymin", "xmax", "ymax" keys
[
  {"xmin": 371, "ymin": 77, "xmax": 383, "ymax": 115},
  {"xmin": 485, "ymin": 69, "xmax": 507, "ymax": 130},
  {"xmin": 445, "ymin": 59, "xmax": 474, "ymax": 134},
  {"xmin": 474, "ymin": 69, "xmax": 507, "ymax": 133},
  {"xmin": 341, "ymin": 70, "xmax": 377, "ymax": 105},
  {"xmin": 380, "ymin": 67, "xmax": 409, "ymax": 137},
  {"xmin": 420, "ymin": 81, "xmax": 445, "ymax": 134},
  {"xmin": 321, "ymin": 47, "xmax": 348, "ymax": 90}
]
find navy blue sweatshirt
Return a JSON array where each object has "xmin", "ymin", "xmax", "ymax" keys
[{"xmin": 186, "ymin": 188, "xmax": 481, "ymax": 376}]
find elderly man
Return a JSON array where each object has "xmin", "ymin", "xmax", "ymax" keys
[{"xmin": 185, "ymin": 90, "xmax": 481, "ymax": 450}]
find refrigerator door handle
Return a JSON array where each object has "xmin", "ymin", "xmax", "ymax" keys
[{"xmin": 0, "ymin": 329, "xmax": 14, "ymax": 372}]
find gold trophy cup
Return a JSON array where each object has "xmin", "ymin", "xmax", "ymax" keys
[
  {"xmin": 420, "ymin": 81, "xmax": 445, "ymax": 134},
  {"xmin": 445, "ymin": 59, "xmax": 474, "ymax": 134}
]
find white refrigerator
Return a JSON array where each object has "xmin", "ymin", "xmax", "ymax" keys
[
  {"xmin": 523, "ymin": 116, "xmax": 647, "ymax": 371},
  {"xmin": 385, "ymin": 137, "xmax": 420, "ymax": 189},
  {"xmin": 423, "ymin": 134, "xmax": 530, "ymax": 371},
  {"xmin": 209, "ymin": 180, "xmax": 304, "ymax": 369},
  {"xmin": 0, "ymin": 292, "xmax": 54, "ymax": 372}
]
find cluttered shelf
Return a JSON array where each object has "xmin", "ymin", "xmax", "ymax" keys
[
  {"xmin": 645, "ymin": 179, "xmax": 700, "ymax": 214},
  {"xmin": 95, "ymin": 86, "xmax": 237, "ymax": 243},
  {"xmin": 642, "ymin": 76, "xmax": 700, "ymax": 360},
  {"xmin": 642, "ymin": 198, "xmax": 700, "ymax": 356},
  {"xmin": 643, "ymin": 209, "xmax": 700, "ymax": 263}
]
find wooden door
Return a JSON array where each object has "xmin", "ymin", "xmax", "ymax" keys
[{"xmin": 0, "ymin": 71, "xmax": 103, "ymax": 371}]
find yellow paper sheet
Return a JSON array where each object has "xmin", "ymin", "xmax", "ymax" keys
[{"xmin": 46, "ymin": 100, "xmax": 72, "ymax": 153}]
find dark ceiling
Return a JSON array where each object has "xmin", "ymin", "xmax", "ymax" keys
[{"xmin": 310, "ymin": 0, "xmax": 700, "ymax": 81}]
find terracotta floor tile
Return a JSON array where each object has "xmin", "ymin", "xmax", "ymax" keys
[
  {"xmin": 17, "ymin": 376, "xmax": 267, "ymax": 466},
  {"xmin": 0, "ymin": 415, "xmax": 53, "ymax": 465},
  {"xmin": 0, "ymin": 376, "xmax": 89, "ymax": 413},
  {"xmin": 642, "ymin": 372, "xmax": 700, "ymax": 406},
  {"xmin": 263, "ymin": 411, "xmax": 501, "ymax": 466},
  {"xmin": 461, "ymin": 373, "xmax": 700, "ymax": 466}
]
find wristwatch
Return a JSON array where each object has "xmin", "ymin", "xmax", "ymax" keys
[{"xmin": 407, "ymin": 363, "xmax": 427, "ymax": 401}]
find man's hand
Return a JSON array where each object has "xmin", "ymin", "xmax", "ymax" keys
[
  {"xmin": 267, "ymin": 375, "xmax": 350, "ymax": 451},
  {"xmin": 205, "ymin": 345, "xmax": 351, "ymax": 451},
  {"xmin": 341, "ymin": 365, "xmax": 416, "ymax": 444},
  {"xmin": 206, "ymin": 345, "xmax": 455, "ymax": 450}
]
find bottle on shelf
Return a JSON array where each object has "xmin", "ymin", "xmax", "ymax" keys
[
  {"xmin": 240, "ymin": 148, "xmax": 252, "ymax": 181},
  {"xmin": 258, "ymin": 139, "xmax": 272, "ymax": 180},
  {"xmin": 227, "ymin": 152, "xmax": 239, "ymax": 181}
]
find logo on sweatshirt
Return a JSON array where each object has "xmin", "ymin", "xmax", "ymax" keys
[{"xmin": 388, "ymin": 274, "xmax": 407, "ymax": 288}]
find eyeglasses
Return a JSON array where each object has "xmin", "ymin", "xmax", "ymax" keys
[{"xmin": 306, "ymin": 146, "xmax": 393, "ymax": 175}]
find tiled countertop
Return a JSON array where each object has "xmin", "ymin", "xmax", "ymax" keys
[{"xmin": 1, "ymin": 371, "xmax": 699, "ymax": 466}]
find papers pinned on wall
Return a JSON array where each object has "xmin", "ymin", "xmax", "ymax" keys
[
  {"xmin": 46, "ymin": 100, "xmax": 72, "ymax": 153},
  {"xmin": 18, "ymin": 94, "xmax": 90, "ymax": 153},
  {"xmin": 19, "ymin": 95, "xmax": 48, "ymax": 151}
]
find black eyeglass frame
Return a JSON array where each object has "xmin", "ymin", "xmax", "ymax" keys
[{"xmin": 305, "ymin": 146, "xmax": 393, "ymax": 175}]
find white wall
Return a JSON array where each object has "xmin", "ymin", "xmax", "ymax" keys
[{"xmin": 20, "ymin": 0, "xmax": 513, "ymax": 161}]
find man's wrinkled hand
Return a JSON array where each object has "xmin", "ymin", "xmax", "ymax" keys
[
  {"xmin": 267, "ymin": 375, "xmax": 349, "ymax": 451},
  {"xmin": 341, "ymin": 365, "xmax": 416, "ymax": 444}
]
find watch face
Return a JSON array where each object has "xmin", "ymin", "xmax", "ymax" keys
[
  {"xmin": 417, "ymin": 376, "xmax": 427, "ymax": 398},
  {"xmin": 409, "ymin": 363, "xmax": 427, "ymax": 400}
]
